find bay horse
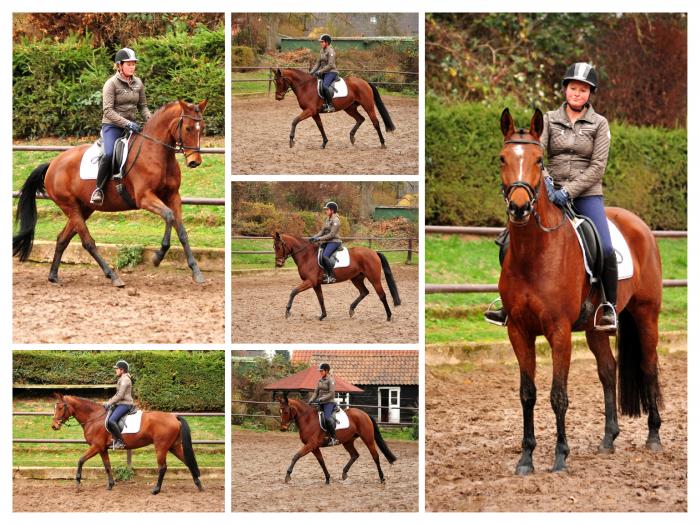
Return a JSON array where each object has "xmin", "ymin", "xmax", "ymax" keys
[
  {"xmin": 273, "ymin": 232, "xmax": 401, "ymax": 321},
  {"xmin": 51, "ymin": 393, "xmax": 203, "ymax": 495},
  {"xmin": 276, "ymin": 394, "xmax": 397, "ymax": 484},
  {"xmin": 498, "ymin": 108, "xmax": 663, "ymax": 475},
  {"xmin": 13, "ymin": 99, "xmax": 209, "ymax": 286},
  {"xmin": 272, "ymin": 68, "xmax": 395, "ymax": 149}
]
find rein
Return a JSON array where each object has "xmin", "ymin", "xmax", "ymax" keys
[
  {"xmin": 132, "ymin": 112, "xmax": 203, "ymax": 159},
  {"xmin": 278, "ymin": 237, "xmax": 314, "ymax": 262}
]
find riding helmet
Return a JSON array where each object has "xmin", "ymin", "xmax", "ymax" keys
[
  {"xmin": 319, "ymin": 363, "xmax": 331, "ymax": 372},
  {"xmin": 114, "ymin": 360, "xmax": 129, "ymax": 372},
  {"xmin": 114, "ymin": 47, "xmax": 139, "ymax": 64},
  {"xmin": 319, "ymin": 34, "xmax": 332, "ymax": 44},
  {"xmin": 323, "ymin": 201, "xmax": 338, "ymax": 213},
  {"xmin": 562, "ymin": 62, "xmax": 598, "ymax": 92}
]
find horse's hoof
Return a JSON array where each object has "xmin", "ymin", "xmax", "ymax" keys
[
  {"xmin": 284, "ymin": 474, "xmax": 291, "ymax": 484},
  {"xmin": 380, "ymin": 144, "xmax": 387, "ymax": 149},
  {"xmin": 342, "ymin": 472, "xmax": 348, "ymax": 480},
  {"xmin": 380, "ymin": 478, "xmax": 386, "ymax": 484},
  {"xmin": 321, "ymin": 143, "xmax": 327, "ymax": 149},
  {"xmin": 646, "ymin": 440, "xmax": 663, "ymax": 452},
  {"xmin": 515, "ymin": 464, "xmax": 534, "ymax": 476},
  {"xmin": 289, "ymin": 139, "xmax": 294, "ymax": 148},
  {"xmin": 350, "ymin": 136, "xmax": 356, "ymax": 145},
  {"xmin": 195, "ymin": 479, "xmax": 204, "ymax": 492},
  {"xmin": 597, "ymin": 443, "xmax": 615, "ymax": 455},
  {"xmin": 318, "ymin": 315, "xmax": 326, "ymax": 321},
  {"xmin": 107, "ymin": 484, "xmax": 114, "ymax": 491},
  {"xmin": 151, "ymin": 487, "xmax": 160, "ymax": 495},
  {"xmin": 48, "ymin": 275, "xmax": 59, "ymax": 284},
  {"xmin": 193, "ymin": 272, "xmax": 205, "ymax": 284},
  {"xmin": 151, "ymin": 254, "xmax": 162, "ymax": 267},
  {"xmin": 549, "ymin": 462, "xmax": 569, "ymax": 474},
  {"xmin": 285, "ymin": 310, "xmax": 291, "ymax": 319},
  {"xmin": 112, "ymin": 277, "xmax": 125, "ymax": 288},
  {"xmin": 386, "ymin": 316, "xmax": 392, "ymax": 322},
  {"xmin": 349, "ymin": 308, "xmax": 355, "ymax": 318},
  {"xmin": 325, "ymin": 478, "xmax": 330, "ymax": 485}
]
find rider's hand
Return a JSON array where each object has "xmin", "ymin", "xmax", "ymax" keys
[
  {"xmin": 126, "ymin": 121, "xmax": 141, "ymax": 132},
  {"xmin": 551, "ymin": 188, "xmax": 569, "ymax": 207},
  {"xmin": 309, "ymin": 237, "xmax": 318, "ymax": 243},
  {"xmin": 103, "ymin": 403, "xmax": 111, "ymax": 410},
  {"xmin": 544, "ymin": 175, "xmax": 555, "ymax": 199}
]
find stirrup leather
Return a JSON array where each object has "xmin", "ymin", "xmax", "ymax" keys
[
  {"xmin": 484, "ymin": 298, "xmax": 508, "ymax": 326},
  {"xmin": 593, "ymin": 302, "xmax": 618, "ymax": 331}
]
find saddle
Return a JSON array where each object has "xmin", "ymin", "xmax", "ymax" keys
[
  {"xmin": 79, "ymin": 131, "xmax": 130, "ymax": 181},
  {"xmin": 571, "ymin": 214, "xmax": 604, "ymax": 284},
  {"xmin": 316, "ymin": 77, "xmax": 348, "ymax": 99},
  {"xmin": 317, "ymin": 245, "xmax": 350, "ymax": 269},
  {"xmin": 104, "ymin": 406, "xmax": 142, "ymax": 434},
  {"xmin": 316, "ymin": 405, "xmax": 350, "ymax": 431}
]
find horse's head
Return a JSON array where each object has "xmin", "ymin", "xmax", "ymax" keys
[
  {"xmin": 273, "ymin": 232, "xmax": 290, "ymax": 268},
  {"xmin": 276, "ymin": 393, "xmax": 295, "ymax": 431},
  {"xmin": 51, "ymin": 392, "xmax": 73, "ymax": 431},
  {"xmin": 499, "ymin": 108, "xmax": 545, "ymax": 225},
  {"xmin": 273, "ymin": 68, "xmax": 291, "ymax": 101},
  {"xmin": 175, "ymin": 99, "xmax": 208, "ymax": 168}
]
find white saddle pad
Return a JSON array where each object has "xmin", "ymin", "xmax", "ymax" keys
[
  {"xmin": 317, "ymin": 77, "xmax": 348, "ymax": 99},
  {"xmin": 105, "ymin": 410, "xmax": 143, "ymax": 434},
  {"xmin": 319, "ymin": 408, "xmax": 350, "ymax": 431},
  {"xmin": 571, "ymin": 218, "xmax": 633, "ymax": 281},
  {"xmin": 79, "ymin": 143, "xmax": 102, "ymax": 180},
  {"xmin": 332, "ymin": 247, "xmax": 350, "ymax": 268}
]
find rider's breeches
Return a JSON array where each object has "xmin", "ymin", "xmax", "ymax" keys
[{"xmin": 573, "ymin": 195, "xmax": 614, "ymax": 257}]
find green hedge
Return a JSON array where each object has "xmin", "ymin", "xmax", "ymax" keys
[
  {"xmin": 13, "ymin": 25, "xmax": 225, "ymax": 138},
  {"xmin": 426, "ymin": 96, "xmax": 687, "ymax": 230},
  {"xmin": 13, "ymin": 351, "xmax": 224, "ymax": 412}
]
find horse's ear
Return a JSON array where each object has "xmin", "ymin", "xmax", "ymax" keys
[
  {"xmin": 178, "ymin": 99, "xmax": 189, "ymax": 112},
  {"xmin": 500, "ymin": 108, "xmax": 515, "ymax": 139},
  {"xmin": 274, "ymin": 232, "xmax": 280, "ymax": 240},
  {"xmin": 275, "ymin": 68, "xmax": 281, "ymax": 77},
  {"xmin": 53, "ymin": 392, "xmax": 63, "ymax": 400},
  {"xmin": 198, "ymin": 99, "xmax": 208, "ymax": 113},
  {"xmin": 529, "ymin": 108, "xmax": 544, "ymax": 140}
]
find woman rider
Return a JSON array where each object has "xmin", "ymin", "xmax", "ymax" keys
[
  {"xmin": 309, "ymin": 201, "xmax": 342, "ymax": 284},
  {"xmin": 486, "ymin": 62, "xmax": 617, "ymax": 330},
  {"xmin": 90, "ymin": 47, "xmax": 152, "ymax": 205},
  {"xmin": 103, "ymin": 359, "xmax": 134, "ymax": 449},
  {"xmin": 310, "ymin": 34, "xmax": 338, "ymax": 113},
  {"xmin": 308, "ymin": 363, "xmax": 339, "ymax": 445}
]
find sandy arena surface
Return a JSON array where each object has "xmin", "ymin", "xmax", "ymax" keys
[
  {"xmin": 13, "ymin": 262, "xmax": 224, "ymax": 344},
  {"xmin": 426, "ymin": 350, "xmax": 687, "ymax": 512},
  {"xmin": 232, "ymin": 95, "xmax": 418, "ymax": 175},
  {"xmin": 232, "ymin": 266, "xmax": 418, "ymax": 344},
  {"xmin": 13, "ymin": 478, "xmax": 224, "ymax": 512},
  {"xmin": 232, "ymin": 429, "xmax": 418, "ymax": 512}
]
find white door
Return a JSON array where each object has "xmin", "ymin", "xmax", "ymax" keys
[{"xmin": 388, "ymin": 388, "xmax": 400, "ymax": 423}]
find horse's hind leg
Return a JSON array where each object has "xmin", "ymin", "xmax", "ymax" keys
[
  {"xmin": 349, "ymin": 274, "xmax": 369, "ymax": 318},
  {"xmin": 586, "ymin": 330, "xmax": 620, "ymax": 453},
  {"xmin": 341, "ymin": 440, "xmax": 360, "ymax": 480},
  {"xmin": 48, "ymin": 221, "xmax": 78, "ymax": 283},
  {"xmin": 344, "ymin": 103, "xmax": 365, "ymax": 145},
  {"xmin": 358, "ymin": 430, "xmax": 385, "ymax": 483},
  {"xmin": 170, "ymin": 442, "xmax": 203, "ymax": 491},
  {"xmin": 361, "ymin": 103, "xmax": 385, "ymax": 148},
  {"xmin": 313, "ymin": 284, "xmax": 327, "ymax": 321},
  {"xmin": 311, "ymin": 448, "xmax": 331, "ymax": 484},
  {"xmin": 367, "ymin": 271, "xmax": 391, "ymax": 321},
  {"xmin": 99, "ymin": 450, "xmax": 115, "ymax": 490},
  {"xmin": 311, "ymin": 114, "xmax": 329, "ymax": 149},
  {"xmin": 151, "ymin": 447, "xmax": 168, "ymax": 495},
  {"xmin": 70, "ymin": 210, "xmax": 124, "ymax": 287}
]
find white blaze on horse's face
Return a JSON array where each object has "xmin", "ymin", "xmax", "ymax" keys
[{"xmin": 513, "ymin": 145, "xmax": 525, "ymax": 181}]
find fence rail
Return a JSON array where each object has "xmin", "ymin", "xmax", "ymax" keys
[
  {"xmin": 12, "ymin": 191, "xmax": 224, "ymax": 207},
  {"xmin": 425, "ymin": 225, "xmax": 688, "ymax": 292},
  {"xmin": 13, "ymin": 145, "xmax": 225, "ymax": 154}
]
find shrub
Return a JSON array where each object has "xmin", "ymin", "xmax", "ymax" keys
[
  {"xmin": 231, "ymin": 46, "xmax": 257, "ymax": 68},
  {"xmin": 115, "ymin": 245, "xmax": 144, "ymax": 269}
]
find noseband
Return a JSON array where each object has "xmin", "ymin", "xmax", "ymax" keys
[{"xmin": 276, "ymin": 237, "xmax": 312, "ymax": 263}]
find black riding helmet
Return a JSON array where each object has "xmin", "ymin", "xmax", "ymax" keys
[
  {"xmin": 113, "ymin": 360, "xmax": 129, "ymax": 372},
  {"xmin": 319, "ymin": 363, "xmax": 331, "ymax": 372},
  {"xmin": 562, "ymin": 62, "xmax": 598, "ymax": 93},
  {"xmin": 323, "ymin": 201, "xmax": 338, "ymax": 213},
  {"xmin": 114, "ymin": 47, "xmax": 139, "ymax": 64},
  {"xmin": 319, "ymin": 34, "xmax": 332, "ymax": 44}
]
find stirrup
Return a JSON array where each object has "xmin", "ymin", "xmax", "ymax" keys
[
  {"xmin": 323, "ymin": 275, "xmax": 336, "ymax": 284},
  {"xmin": 484, "ymin": 298, "xmax": 508, "ymax": 326},
  {"xmin": 593, "ymin": 302, "xmax": 618, "ymax": 331},
  {"xmin": 90, "ymin": 189, "xmax": 104, "ymax": 206},
  {"xmin": 112, "ymin": 439, "xmax": 125, "ymax": 450},
  {"xmin": 323, "ymin": 104, "xmax": 335, "ymax": 113}
]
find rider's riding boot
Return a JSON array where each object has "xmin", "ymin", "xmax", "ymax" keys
[
  {"xmin": 90, "ymin": 154, "xmax": 113, "ymax": 206},
  {"xmin": 323, "ymin": 86, "xmax": 335, "ymax": 113},
  {"xmin": 327, "ymin": 419, "xmax": 338, "ymax": 445},
  {"xmin": 484, "ymin": 230, "xmax": 509, "ymax": 326},
  {"xmin": 597, "ymin": 252, "xmax": 619, "ymax": 331},
  {"xmin": 108, "ymin": 421, "xmax": 126, "ymax": 450},
  {"xmin": 322, "ymin": 256, "xmax": 336, "ymax": 283}
]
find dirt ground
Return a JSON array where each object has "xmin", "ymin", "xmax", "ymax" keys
[
  {"xmin": 13, "ymin": 262, "xmax": 224, "ymax": 344},
  {"xmin": 232, "ymin": 95, "xmax": 418, "ymax": 175},
  {"xmin": 232, "ymin": 429, "xmax": 418, "ymax": 512},
  {"xmin": 13, "ymin": 478, "xmax": 224, "ymax": 512},
  {"xmin": 426, "ymin": 351, "xmax": 687, "ymax": 512},
  {"xmin": 232, "ymin": 265, "xmax": 418, "ymax": 344}
]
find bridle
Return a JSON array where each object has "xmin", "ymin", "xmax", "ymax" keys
[
  {"xmin": 53, "ymin": 401, "xmax": 78, "ymax": 428},
  {"xmin": 275, "ymin": 236, "xmax": 313, "ymax": 264},
  {"xmin": 274, "ymin": 69, "xmax": 317, "ymax": 98},
  {"xmin": 131, "ymin": 107, "xmax": 204, "ymax": 160},
  {"xmin": 501, "ymin": 137, "xmax": 567, "ymax": 233}
]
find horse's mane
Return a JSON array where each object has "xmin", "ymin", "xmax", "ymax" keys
[
  {"xmin": 280, "ymin": 68, "xmax": 313, "ymax": 81},
  {"xmin": 63, "ymin": 395, "xmax": 104, "ymax": 409},
  {"xmin": 280, "ymin": 233, "xmax": 310, "ymax": 244},
  {"xmin": 142, "ymin": 101, "xmax": 181, "ymax": 130}
]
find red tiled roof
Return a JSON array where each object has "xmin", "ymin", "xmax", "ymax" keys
[
  {"xmin": 263, "ymin": 366, "xmax": 363, "ymax": 392},
  {"xmin": 291, "ymin": 350, "xmax": 418, "ymax": 385}
]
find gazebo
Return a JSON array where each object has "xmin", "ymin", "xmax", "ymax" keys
[{"xmin": 264, "ymin": 366, "xmax": 363, "ymax": 398}]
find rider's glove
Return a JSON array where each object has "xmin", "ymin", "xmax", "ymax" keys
[
  {"xmin": 126, "ymin": 121, "xmax": 141, "ymax": 132},
  {"xmin": 551, "ymin": 188, "xmax": 570, "ymax": 208}
]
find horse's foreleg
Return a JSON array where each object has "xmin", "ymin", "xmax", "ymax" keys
[
  {"xmin": 152, "ymin": 211, "xmax": 173, "ymax": 268},
  {"xmin": 99, "ymin": 449, "xmax": 115, "ymax": 490},
  {"xmin": 509, "ymin": 325, "xmax": 537, "ymax": 475},
  {"xmin": 151, "ymin": 448, "xmax": 168, "ymax": 495},
  {"xmin": 285, "ymin": 443, "xmax": 314, "ymax": 483},
  {"xmin": 344, "ymin": 103, "xmax": 365, "ymax": 145},
  {"xmin": 586, "ymin": 330, "xmax": 620, "ymax": 453},
  {"xmin": 311, "ymin": 114, "xmax": 329, "ymax": 149},
  {"xmin": 70, "ymin": 211, "xmax": 124, "ymax": 287},
  {"xmin": 75, "ymin": 444, "xmax": 100, "ymax": 490},
  {"xmin": 341, "ymin": 441, "xmax": 360, "ymax": 480},
  {"xmin": 171, "ymin": 195, "xmax": 205, "ymax": 283},
  {"xmin": 289, "ymin": 109, "xmax": 313, "ymax": 147},
  {"xmin": 286, "ymin": 280, "xmax": 314, "ymax": 319},
  {"xmin": 349, "ymin": 275, "xmax": 370, "ymax": 318},
  {"xmin": 48, "ymin": 220, "xmax": 79, "ymax": 283},
  {"xmin": 313, "ymin": 284, "xmax": 327, "ymax": 321},
  {"xmin": 311, "ymin": 448, "xmax": 331, "ymax": 484},
  {"xmin": 545, "ymin": 326, "xmax": 572, "ymax": 473}
]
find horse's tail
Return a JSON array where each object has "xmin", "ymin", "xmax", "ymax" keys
[
  {"xmin": 370, "ymin": 415, "xmax": 397, "ymax": 464},
  {"xmin": 369, "ymin": 83, "xmax": 396, "ymax": 132},
  {"xmin": 377, "ymin": 252, "xmax": 401, "ymax": 306},
  {"xmin": 617, "ymin": 309, "xmax": 663, "ymax": 417},
  {"xmin": 177, "ymin": 416, "xmax": 201, "ymax": 478},
  {"xmin": 13, "ymin": 162, "xmax": 49, "ymax": 262}
]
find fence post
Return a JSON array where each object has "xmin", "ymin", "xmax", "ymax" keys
[
  {"xmin": 127, "ymin": 449, "xmax": 133, "ymax": 468},
  {"xmin": 407, "ymin": 238, "xmax": 413, "ymax": 264},
  {"xmin": 368, "ymin": 238, "xmax": 372, "ymax": 250},
  {"xmin": 267, "ymin": 68, "xmax": 272, "ymax": 97}
]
